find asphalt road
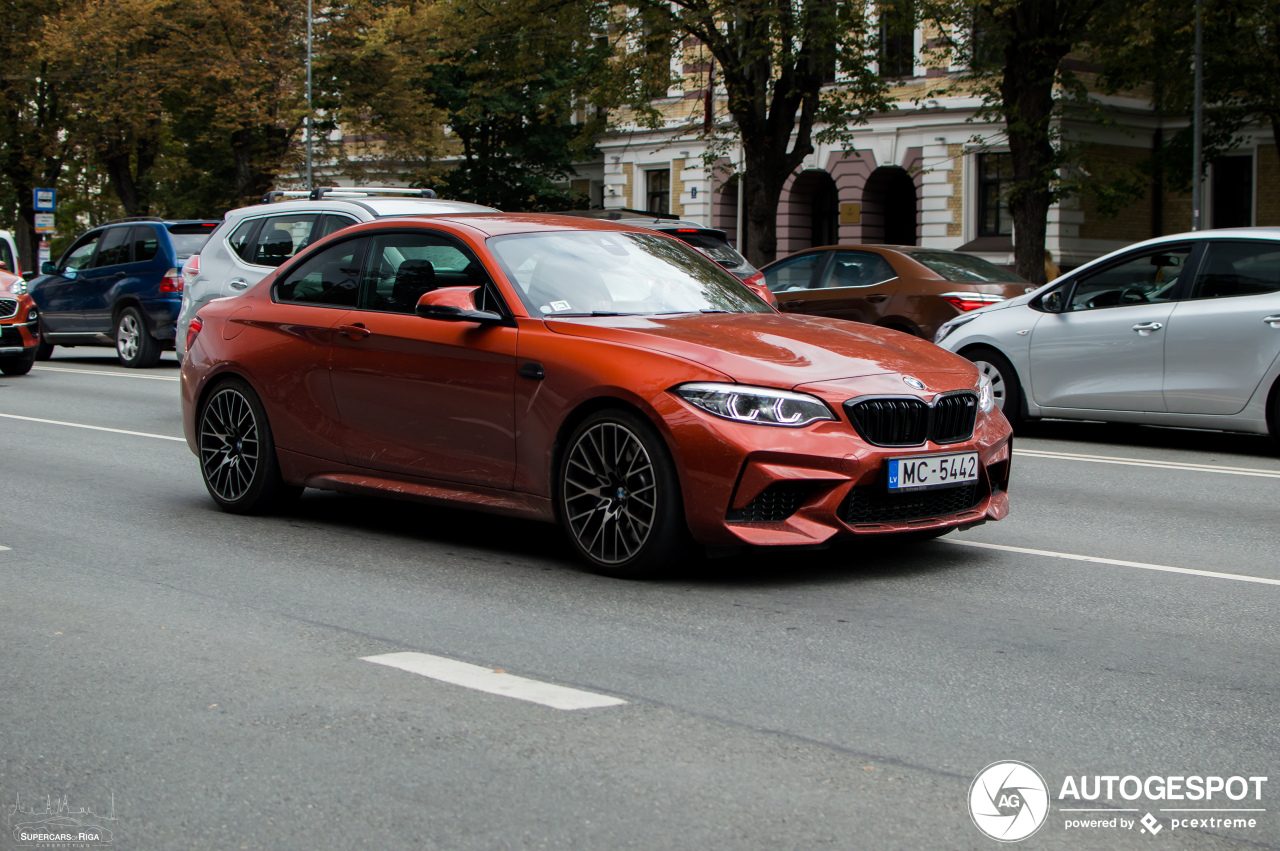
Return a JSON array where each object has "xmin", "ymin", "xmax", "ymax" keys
[{"xmin": 2, "ymin": 349, "xmax": 1278, "ymax": 850}]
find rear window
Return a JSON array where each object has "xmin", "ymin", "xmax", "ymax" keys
[
  {"xmin": 905, "ymin": 250, "xmax": 1024, "ymax": 283},
  {"xmin": 666, "ymin": 230, "xmax": 754, "ymax": 272},
  {"xmin": 166, "ymin": 223, "xmax": 218, "ymax": 258}
]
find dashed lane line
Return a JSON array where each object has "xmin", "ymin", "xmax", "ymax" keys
[
  {"xmin": 362, "ymin": 651, "xmax": 627, "ymax": 711},
  {"xmin": 1015, "ymin": 448, "xmax": 1280, "ymax": 479},
  {"xmin": 0, "ymin": 413, "xmax": 185, "ymax": 442},
  {"xmin": 947, "ymin": 539, "xmax": 1280, "ymax": 588},
  {"xmin": 33, "ymin": 365, "xmax": 180, "ymax": 382}
]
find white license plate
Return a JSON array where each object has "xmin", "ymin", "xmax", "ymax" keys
[{"xmin": 886, "ymin": 452, "xmax": 979, "ymax": 492}]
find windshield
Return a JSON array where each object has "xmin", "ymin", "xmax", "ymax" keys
[
  {"xmin": 906, "ymin": 250, "xmax": 1024, "ymax": 283},
  {"xmin": 487, "ymin": 230, "xmax": 772, "ymax": 316}
]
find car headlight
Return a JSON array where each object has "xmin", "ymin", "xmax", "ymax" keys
[
  {"xmin": 7, "ymin": 279, "xmax": 26, "ymax": 295},
  {"xmin": 977, "ymin": 373, "xmax": 995, "ymax": 414},
  {"xmin": 934, "ymin": 312, "xmax": 980, "ymax": 345},
  {"xmin": 675, "ymin": 382, "xmax": 835, "ymax": 427}
]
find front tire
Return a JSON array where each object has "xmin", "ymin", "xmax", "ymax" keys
[
  {"xmin": 0, "ymin": 351, "xmax": 35, "ymax": 376},
  {"xmin": 965, "ymin": 346, "xmax": 1025, "ymax": 430},
  {"xmin": 558, "ymin": 409, "xmax": 689, "ymax": 578},
  {"xmin": 115, "ymin": 306, "xmax": 161, "ymax": 368},
  {"xmin": 198, "ymin": 377, "xmax": 302, "ymax": 514}
]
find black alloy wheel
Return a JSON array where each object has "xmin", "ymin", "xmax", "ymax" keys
[
  {"xmin": 198, "ymin": 377, "xmax": 301, "ymax": 514},
  {"xmin": 559, "ymin": 409, "xmax": 688, "ymax": 578}
]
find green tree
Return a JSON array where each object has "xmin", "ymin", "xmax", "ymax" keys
[
  {"xmin": 922, "ymin": 0, "xmax": 1126, "ymax": 284},
  {"xmin": 0, "ymin": 0, "xmax": 74, "ymax": 270},
  {"xmin": 622, "ymin": 0, "xmax": 890, "ymax": 265}
]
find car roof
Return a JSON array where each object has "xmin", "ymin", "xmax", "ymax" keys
[{"xmin": 222, "ymin": 198, "xmax": 497, "ymax": 221}]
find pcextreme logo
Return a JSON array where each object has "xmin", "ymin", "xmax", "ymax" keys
[{"xmin": 968, "ymin": 762, "xmax": 1269, "ymax": 842}]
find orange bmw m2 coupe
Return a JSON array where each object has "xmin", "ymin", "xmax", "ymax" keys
[{"xmin": 181, "ymin": 215, "xmax": 1011, "ymax": 577}]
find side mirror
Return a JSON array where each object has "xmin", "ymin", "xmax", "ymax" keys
[
  {"xmin": 415, "ymin": 286, "xmax": 504, "ymax": 325},
  {"xmin": 1042, "ymin": 290, "xmax": 1063, "ymax": 312},
  {"xmin": 1150, "ymin": 254, "xmax": 1181, "ymax": 268},
  {"xmin": 41, "ymin": 261, "xmax": 56, "ymax": 275}
]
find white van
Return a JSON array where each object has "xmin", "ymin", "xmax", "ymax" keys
[{"xmin": 0, "ymin": 231, "xmax": 20, "ymax": 276}]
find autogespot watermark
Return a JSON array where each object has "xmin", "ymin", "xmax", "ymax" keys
[{"xmin": 968, "ymin": 763, "xmax": 1268, "ymax": 842}]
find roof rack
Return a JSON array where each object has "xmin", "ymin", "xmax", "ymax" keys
[
  {"xmin": 260, "ymin": 186, "xmax": 439, "ymax": 204},
  {"xmin": 101, "ymin": 216, "xmax": 166, "ymax": 226}
]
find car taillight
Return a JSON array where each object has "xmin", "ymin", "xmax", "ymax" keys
[
  {"xmin": 181, "ymin": 255, "xmax": 200, "ymax": 288},
  {"xmin": 186, "ymin": 316, "xmax": 202, "ymax": 351},
  {"xmin": 742, "ymin": 271, "xmax": 777, "ymax": 308},
  {"xmin": 942, "ymin": 292, "xmax": 1006, "ymax": 312},
  {"xmin": 160, "ymin": 268, "xmax": 183, "ymax": 293}
]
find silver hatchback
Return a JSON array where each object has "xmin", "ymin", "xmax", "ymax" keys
[
  {"xmin": 934, "ymin": 228, "xmax": 1280, "ymax": 439},
  {"xmin": 176, "ymin": 188, "xmax": 497, "ymax": 355}
]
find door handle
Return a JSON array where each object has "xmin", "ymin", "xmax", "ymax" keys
[
  {"xmin": 113, "ymin": 271, "xmax": 126, "ymax": 279},
  {"xmin": 864, "ymin": 294, "xmax": 887, "ymax": 303},
  {"xmin": 229, "ymin": 279, "xmax": 250, "ymax": 290},
  {"xmin": 1131, "ymin": 322, "xmax": 1163, "ymax": 335},
  {"xmin": 338, "ymin": 324, "xmax": 371, "ymax": 339},
  {"xmin": 781, "ymin": 299, "xmax": 804, "ymax": 309},
  {"xmin": 1264, "ymin": 315, "xmax": 1280, "ymax": 328}
]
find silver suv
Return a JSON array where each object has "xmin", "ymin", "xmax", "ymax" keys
[{"xmin": 176, "ymin": 187, "xmax": 497, "ymax": 355}]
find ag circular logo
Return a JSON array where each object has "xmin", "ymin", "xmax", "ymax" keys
[
  {"xmin": 903, "ymin": 376, "xmax": 926, "ymax": 390},
  {"xmin": 968, "ymin": 761, "xmax": 1050, "ymax": 842}
]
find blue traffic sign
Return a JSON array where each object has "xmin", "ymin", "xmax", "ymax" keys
[{"xmin": 34, "ymin": 188, "xmax": 56, "ymax": 211}]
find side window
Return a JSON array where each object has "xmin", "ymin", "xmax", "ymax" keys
[
  {"xmin": 0, "ymin": 240, "xmax": 14, "ymax": 273},
  {"xmin": 763, "ymin": 253, "xmax": 824, "ymax": 292},
  {"xmin": 61, "ymin": 233, "xmax": 101, "ymax": 273},
  {"xmin": 818, "ymin": 251, "xmax": 896, "ymax": 289},
  {"xmin": 228, "ymin": 218, "xmax": 260, "ymax": 261},
  {"xmin": 130, "ymin": 226, "xmax": 159, "ymax": 262},
  {"xmin": 247, "ymin": 214, "xmax": 318, "ymax": 267},
  {"xmin": 361, "ymin": 232, "xmax": 493, "ymax": 314},
  {"xmin": 91, "ymin": 227, "xmax": 131, "ymax": 268},
  {"xmin": 1189, "ymin": 241, "xmax": 1280, "ymax": 299},
  {"xmin": 274, "ymin": 238, "xmax": 367, "ymax": 307},
  {"xmin": 314, "ymin": 215, "xmax": 358, "ymax": 241},
  {"xmin": 1067, "ymin": 246, "xmax": 1192, "ymax": 311}
]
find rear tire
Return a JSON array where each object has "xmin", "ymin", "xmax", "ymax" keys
[
  {"xmin": 0, "ymin": 351, "xmax": 35, "ymax": 376},
  {"xmin": 115, "ymin": 306, "xmax": 162, "ymax": 368},
  {"xmin": 964, "ymin": 346, "xmax": 1025, "ymax": 430},
  {"xmin": 198, "ymin": 377, "xmax": 302, "ymax": 514},
  {"xmin": 558, "ymin": 409, "xmax": 689, "ymax": 578}
]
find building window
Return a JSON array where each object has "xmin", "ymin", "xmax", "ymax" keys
[
  {"xmin": 970, "ymin": 4, "xmax": 1001, "ymax": 70},
  {"xmin": 879, "ymin": 0, "xmax": 915, "ymax": 79},
  {"xmin": 1211, "ymin": 155, "xmax": 1252, "ymax": 228},
  {"xmin": 646, "ymin": 169, "xmax": 670, "ymax": 215},
  {"xmin": 976, "ymin": 152, "xmax": 1013, "ymax": 237}
]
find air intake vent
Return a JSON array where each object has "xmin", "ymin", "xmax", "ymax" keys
[
  {"xmin": 844, "ymin": 392, "xmax": 979, "ymax": 446},
  {"xmin": 842, "ymin": 482, "xmax": 983, "ymax": 524},
  {"xmin": 726, "ymin": 482, "xmax": 813, "ymax": 522}
]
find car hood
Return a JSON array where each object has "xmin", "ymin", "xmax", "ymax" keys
[{"xmin": 544, "ymin": 312, "xmax": 973, "ymax": 388}]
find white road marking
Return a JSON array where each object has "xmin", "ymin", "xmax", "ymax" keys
[
  {"xmin": 1015, "ymin": 448, "xmax": 1280, "ymax": 479},
  {"xmin": 33, "ymin": 365, "xmax": 180, "ymax": 382},
  {"xmin": 948, "ymin": 539, "xmax": 1280, "ymax": 588},
  {"xmin": 362, "ymin": 651, "xmax": 627, "ymax": 711},
  {"xmin": 0, "ymin": 413, "xmax": 185, "ymax": 442},
  {"xmin": 0, "ymin": 546, "xmax": 9, "ymax": 551}
]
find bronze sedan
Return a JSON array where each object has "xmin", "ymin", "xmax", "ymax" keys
[{"xmin": 761, "ymin": 245, "xmax": 1032, "ymax": 339}]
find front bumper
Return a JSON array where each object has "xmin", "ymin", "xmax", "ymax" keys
[
  {"xmin": 659, "ymin": 376, "xmax": 1012, "ymax": 548},
  {"xmin": 0, "ymin": 296, "xmax": 39, "ymax": 355}
]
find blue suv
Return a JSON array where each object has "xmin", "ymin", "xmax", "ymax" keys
[{"xmin": 30, "ymin": 218, "xmax": 218, "ymax": 367}]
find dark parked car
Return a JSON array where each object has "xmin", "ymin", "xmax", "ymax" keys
[
  {"xmin": 761, "ymin": 245, "xmax": 1031, "ymax": 340},
  {"xmin": 30, "ymin": 218, "xmax": 218, "ymax": 367}
]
